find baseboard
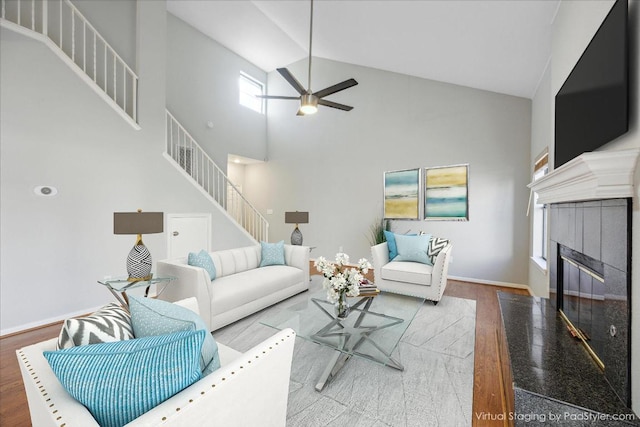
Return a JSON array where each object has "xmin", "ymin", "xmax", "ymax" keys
[
  {"xmin": 448, "ymin": 275, "xmax": 532, "ymax": 295},
  {"xmin": 0, "ymin": 305, "xmax": 102, "ymax": 337}
]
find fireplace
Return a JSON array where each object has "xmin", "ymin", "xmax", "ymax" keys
[
  {"xmin": 549, "ymin": 199, "xmax": 632, "ymax": 406},
  {"xmin": 528, "ymin": 149, "xmax": 638, "ymax": 410},
  {"xmin": 557, "ymin": 245, "xmax": 606, "ymax": 366}
]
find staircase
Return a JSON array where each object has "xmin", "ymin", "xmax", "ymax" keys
[
  {"xmin": 0, "ymin": 0, "xmax": 139, "ymax": 129},
  {"xmin": 165, "ymin": 110, "xmax": 269, "ymax": 243},
  {"xmin": 1, "ymin": 0, "xmax": 267, "ymax": 242}
]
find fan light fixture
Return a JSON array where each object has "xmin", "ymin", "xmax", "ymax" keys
[
  {"xmin": 300, "ymin": 94, "xmax": 318, "ymax": 115},
  {"xmin": 258, "ymin": 0, "xmax": 358, "ymax": 116}
]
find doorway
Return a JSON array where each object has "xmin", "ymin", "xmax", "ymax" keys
[{"xmin": 167, "ymin": 213, "xmax": 211, "ymax": 259}]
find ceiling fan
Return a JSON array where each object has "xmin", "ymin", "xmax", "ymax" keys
[{"xmin": 259, "ymin": 0, "xmax": 358, "ymax": 116}]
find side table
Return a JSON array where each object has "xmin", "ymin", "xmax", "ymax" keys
[{"xmin": 98, "ymin": 276, "xmax": 175, "ymax": 308}]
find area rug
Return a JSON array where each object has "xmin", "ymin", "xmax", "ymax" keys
[{"xmin": 214, "ymin": 278, "xmax": 476, "ymax": 427}]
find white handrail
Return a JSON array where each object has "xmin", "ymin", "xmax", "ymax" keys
[
  {"xmin": 165, "ymin": 110, "xmax": 269, "ymax": 243},
  {"xmin": 0, "ymin": 0, "xmax": 138, "ymax": 124}
]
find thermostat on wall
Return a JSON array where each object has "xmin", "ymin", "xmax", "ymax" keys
[{"xmin": 34, "ymin": 186, "xmax": 58, "ymax": 197}]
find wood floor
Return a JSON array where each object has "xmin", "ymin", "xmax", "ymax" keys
[{"xmin": 0, "ymin": 280, "xmax": 528, "ymax": 426}]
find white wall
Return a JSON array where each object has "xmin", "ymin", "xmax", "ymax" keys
[
  {"xmin": 550, "ymin": 0, "xmax": 640, "ymax": 412},
  {"xmin": 528, "ymin": 61, "xmax": 552, "ymax": 297},
  {"xmin": 166, "ymin": 14, "xmax": 267, "ymax": 172},
  {"xmin": 0, "ymin": 1, "xmax": 254, "ymax": 334},
  {"xmin": 244, "ymin": 58, "xmax": 532, "ymax": 286},
  {"xmin": 73, "ymin": 0, "xmax": 137, "ymax": 67}
]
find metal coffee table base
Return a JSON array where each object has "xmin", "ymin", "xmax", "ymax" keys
[{"xmin": 311, "ymin": 296, "xmax": 405, "ymax": 391}]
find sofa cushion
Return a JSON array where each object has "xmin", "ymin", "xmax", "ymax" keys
[
  {"xmin": 394, "ymin": 234, "xmax": 432, "ymax": 264},
  {"xmin": 381, "ymin": 260, "xmax": 433, "ymax": 286},
  {"xmin": 56, "ymin": 303, "xmax": 133, "ymax": 350},
  {"xmin": 188, "ymin": 249, "xmax": 217, "ymax": 280},
  {"xmin": 44, "ymin": 330, "xmax": 205, "ymax": 427},
  {"xmin": 210, "ymin": 245, "xmax": 261, "ymax": 278},
  {"xmin": 211, "ymin": 265, "xmax": 304, "ymax": 315},
  {"xmin": 129, "ymin": 295, "xmax": 220, "ymax": 376},
  {"xmin": 259, "ymin": 240, "xmax": 286, "ymax": 267}
]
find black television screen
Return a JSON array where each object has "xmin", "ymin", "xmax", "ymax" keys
[{"xmin": 554, "ymin": 0, "xmax": 628, "ymax": 168}]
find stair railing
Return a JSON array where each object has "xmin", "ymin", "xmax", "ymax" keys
[
  {"xmin": 1, "ymin": 0, "xmax": 138, "ymax": 125},
  {"xmin": 165, "ymin": 110, "xmax": 269, "ymax": 243}
]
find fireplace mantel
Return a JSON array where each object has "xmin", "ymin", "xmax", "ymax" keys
[{"xmin": 528, "ymin": 148, "xmax": 639, "ymax": 204}]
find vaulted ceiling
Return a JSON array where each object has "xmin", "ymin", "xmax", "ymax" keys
[{"xmin": 167, "ymin": 0, "xmax": 560, "ymax": 99}]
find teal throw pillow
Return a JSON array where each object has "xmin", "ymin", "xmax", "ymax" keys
[
  {"xmin": 44, "ymin": 330, "xmax": 205, "ymax": 427},
  {"xmin": 188, "ymin": 249, "xmax": 216, "ymax": 281},
  {"xmin": 383, "ymin": 230, "xmax": 398, "ymax": 260},
  {"xmin": 129, "ymin": 295, "xmax": 220, "ymax": 376},
  {"xmin": 394, "ymin": 234, "xmax": 432, "ymax": 265},
  {"xmin": 260, "ymin": 240, "xmax": 286, "ymax": 267}
]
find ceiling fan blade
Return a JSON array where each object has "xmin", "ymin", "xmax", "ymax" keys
[
  {"xmin": 313, "ymin": 79, "xmax": 358, "ymax": 99},
  {"xmin": 257, "ymin": 95, "xmax": 300, "ymax": 100},
  {"xmin": 318, "ymin": 99, "xmax": 353, "ymax": 111},
  {"xmin": 277, "ymin": 68, "xmax": 307, "ymax": 95},
  {"xmin": 296, "ymin": 109, "xmax": 305, "ymax": 116}
]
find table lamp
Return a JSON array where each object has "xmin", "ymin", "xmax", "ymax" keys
[
  {"xmin": 114, "ymin": 209, "xmax": 164, "ymax": 281},
  {"xmin": 285, "ymin": 211, "xmax": 309, "ymax": 245}
]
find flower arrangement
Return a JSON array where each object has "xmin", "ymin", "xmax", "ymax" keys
[{"xmin": 314, "ymin": 253, "xmax": 373, "ymax": 305}]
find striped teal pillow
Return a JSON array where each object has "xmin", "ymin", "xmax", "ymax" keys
[{"xmin": 44, "ymin": 330, "xmax": 204, "ymax": 427}]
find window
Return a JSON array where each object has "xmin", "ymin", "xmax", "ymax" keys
[
  {"xmin": 239, "ymin": 72, "xmax": 265, "ymax": 114},
  {"xmin": 532, "ymin": 150, "xmax": 549, "ymax": 267}
]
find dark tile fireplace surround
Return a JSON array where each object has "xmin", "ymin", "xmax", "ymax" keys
[
  {"xmin": 499, "ymin": 197, "xmax": 637, "ymax": 425},
  {"xmin": 499, "ymin": 150, "xmax": 639, "ymax": 424},
  {"xmin": 549, "ymin": 198, "xmax": 632, "ymax": 406}
]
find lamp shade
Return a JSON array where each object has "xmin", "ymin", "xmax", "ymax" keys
[
  {"xmin": 285, "ymin": 211, "xmax": 309, "ymax": 224},
  {"xmin": 114, "ymin": 210, "xmax": 164, "ymax": 282},
  {"xmin": 114, "ymin": 212, "xmax": 164, "ymax": 235}
]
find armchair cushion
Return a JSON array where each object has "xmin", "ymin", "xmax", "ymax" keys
[
  {"xmin": 44, "ymin": 330, "xmax": 205, "ymax": 427},
  {"xmin": 383, "ymin": 230, "xmax": 399, "ymax": 260},
  {"xmin": 129, "ymin": 295, "xmax": 220, "ymax": 376},
  {"xmin": 56, "ymin": 303, "xmax": 133, "ymax": 349},
  {"xmin": 427, "ymin": 237, "xmax": 450, "ymax": 265},
  {"xmin": 381, "ymin": 260, "xmax": 433, "ymax": 285},
  {"xmin": 394, "ymin": 234, "xmax": 432, "ymax": 264}
]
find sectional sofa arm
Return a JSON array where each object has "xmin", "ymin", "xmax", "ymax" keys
[
  {"xmin": 156, "ymin": 260, "xmax": 213, "ymax": 331},
  {"xmin": 284, "ymin": 244, "xmax": 310, "ymax": 280}
]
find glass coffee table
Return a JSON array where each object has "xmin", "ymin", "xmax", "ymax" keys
[{"xmin": 261, "ymin": 286, "xmax": 425, "ymax": 391}]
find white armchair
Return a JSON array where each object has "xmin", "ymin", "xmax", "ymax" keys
[
  {"xmin": 17, "ymin": 328, "xmax": 296, "ymax": 426},
  {"xmin": 371, "ymin": 241, "xmax": 452, "ymax": 304}
]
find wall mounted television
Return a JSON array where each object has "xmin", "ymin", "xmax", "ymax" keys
[{"xmin": 554, "ymin": 0, "xmax": 628, "ymax": 169}]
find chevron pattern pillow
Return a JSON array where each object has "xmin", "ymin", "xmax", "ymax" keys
[
  {"xmin": 427, "ymin": 237, "xmax": 450, "ymax": 265},
  {"xmin": 56, "ymin": 303, "xmax": 134, "ymax": 350}
]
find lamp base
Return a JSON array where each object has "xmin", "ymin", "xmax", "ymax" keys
[
  {"xmin": 291, "ymin": 227, "xmax": 303, "ymax": 245},
  {"xmin": 127, "ymin": 244, "xmax": 153, "ymax": 282}
]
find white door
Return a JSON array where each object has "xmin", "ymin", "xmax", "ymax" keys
[{"xmin": 167, "ymin": 214, "xmax": 211, "ymax": 259}]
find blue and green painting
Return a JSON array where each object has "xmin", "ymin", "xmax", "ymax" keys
[
  {"xmin": 425, "ymin": 165, "xmax": 468, "ymax": 220},
  {"xmin": 384, "ymin": 169, "xmax": 419, "ymax": 219}
]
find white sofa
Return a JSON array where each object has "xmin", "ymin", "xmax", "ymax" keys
[
  {"xmin": 371, "ymin": 241, "xmax": 452, "ymax": 304},
  {"xmin": 157, "ymin": 244, "xmax": 310, "ymax": 331},
  {"xmin": 17, "ymin": 327, "xmax": 296, "ymax": 426}
]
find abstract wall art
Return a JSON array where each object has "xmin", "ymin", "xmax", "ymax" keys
[
  {"xmin": 384, "ymin": 168, "xmax": 420, "ymax": 220},
  {"xmin": 424, "ymin": 164, "xmax": 469, "ymax": 221}
]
